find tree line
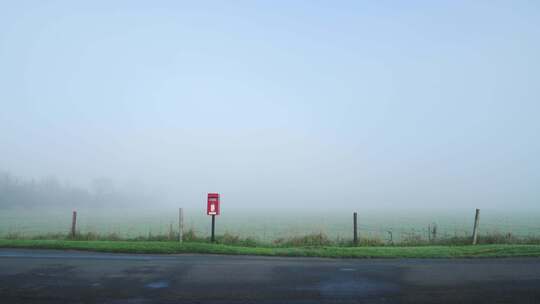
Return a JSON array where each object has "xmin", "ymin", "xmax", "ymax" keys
[{"xmin": 0, "ymin": 171, "xmax": 155, "ymax": 209}]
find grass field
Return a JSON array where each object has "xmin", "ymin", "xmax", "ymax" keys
[
  {"xmin": 3, "ymin": 208, "xmax": 540, "ymax": 244},
  {"xmin": 2, "ymin": 239, "xmax": 540, "ymax": 258}
]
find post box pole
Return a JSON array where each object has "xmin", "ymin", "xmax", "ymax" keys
[{"xmin": 211, "ymin": 215, "xmax": 216, "ymax": 243}]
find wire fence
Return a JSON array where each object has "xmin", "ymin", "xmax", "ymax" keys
[{"xmin": 2, "ymin": 208, "xmax": 540, "ymax": 243}]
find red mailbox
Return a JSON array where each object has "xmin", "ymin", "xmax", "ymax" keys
[{"xmin": 207, "ymin": 193, "xmax": 220, "ymax": 216}]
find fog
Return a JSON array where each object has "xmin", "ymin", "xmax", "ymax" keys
[{"xmin": 1, "ymin": 1, "xmax": 539, "ymax": 216}]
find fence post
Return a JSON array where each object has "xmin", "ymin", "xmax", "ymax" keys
[
  {"xmin": 353, "ymin": 212, "xmax": 358, "ymax": 246},
  {"xmin": 178, "ymin": 208, "xmax": 184, "ymax": 243},
  {"xmin": 71, "ymin": 210, "xmax": 77, "ymax": 238},
  {"xmin": 387, "ymin": 230, "xmax": 393, "ymax": 245},
  {"xmin": 472, "ymin": 208, "xmax": 480, "ymax": 245}
]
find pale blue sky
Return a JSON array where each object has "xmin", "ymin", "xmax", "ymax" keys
[{"xmin": 1, "ymin": 1, "xmax": 539, "ymax": 211}]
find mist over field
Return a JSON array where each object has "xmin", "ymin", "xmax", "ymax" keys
[{"xmin": 1, "ymin": 1, "xmax": 539, "ymax": 240}]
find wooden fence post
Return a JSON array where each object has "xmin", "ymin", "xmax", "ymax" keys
[
  {"xmin": 472, "ymin": 208, "xmax": 480, "ymax": 245},
  {"xmin": 178, "ymin": 208, "xmax": 184, "ymax": 243},
  {"xmin": 353, "ymin": 212, "xmax": 358, "ymax": 245},
  {"xmin": 71, "ymin": 210, "xmax": 77, "ymax": 238}
]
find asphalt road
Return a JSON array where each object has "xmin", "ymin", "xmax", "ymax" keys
[{"xmin": 1, "ymin": 249, "xmax": 540, "ymax": 303}]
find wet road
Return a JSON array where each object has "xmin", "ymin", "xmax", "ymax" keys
[{"xmin": 1, "ymin": 249, "xmax": 540, "ymax": 303}]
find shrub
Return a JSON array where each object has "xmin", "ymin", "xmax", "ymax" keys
[
  {"xmin": 183, "ymin": 228, "xmax": 204, "ymax": 242},
  {"xmin": 273, "ymin": 232, "xmax": 333, "ymax": 247}
]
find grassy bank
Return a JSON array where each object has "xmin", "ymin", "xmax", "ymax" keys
[
  {"xmin": 6, "ymin": 230, "xmax": 540, "ymax": 247},
  {"xmin": 2, "ymin": 239, "xmax": 540, "ymax": 258}
]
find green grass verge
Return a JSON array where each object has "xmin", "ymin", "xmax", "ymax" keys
[{"xmin": 2, "ymin": 239, "xmax": 540, "ymax": 258}]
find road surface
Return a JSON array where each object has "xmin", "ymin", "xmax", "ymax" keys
[{"xmin": 1, "ymin": 248, "xmax": 540, "ymax": 303}]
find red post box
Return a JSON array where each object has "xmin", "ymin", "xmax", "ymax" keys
[{"xmin": 207, "ymin": 193, "xmax": 220, "ymax": 216}]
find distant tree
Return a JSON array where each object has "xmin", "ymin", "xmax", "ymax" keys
[{"xmin": 0, "ymin": 171, "xmax": 157, "ymax": 209}]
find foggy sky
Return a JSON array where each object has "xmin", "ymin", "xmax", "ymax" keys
[{"xmin": 1, "ymin": 1, "xmax": 539, "ymax": 212}]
